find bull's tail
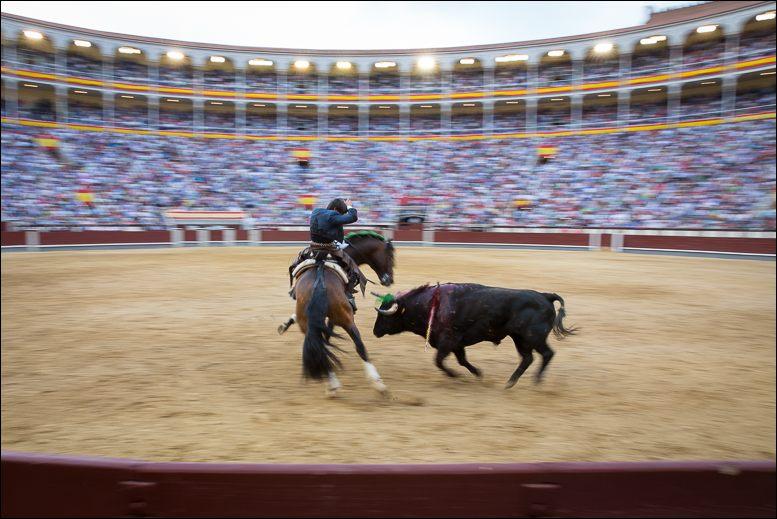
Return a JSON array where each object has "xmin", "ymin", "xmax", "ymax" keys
[
  {"xmin": 302, "ymin": 263, "xmax": 341, "ymax": 380},
  {"xmin": 544, "ymin": 293, "xmax": 578, "ymax": 339}
]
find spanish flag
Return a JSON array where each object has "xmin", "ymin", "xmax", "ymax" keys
[
  {"xmin": 35, "ymin": 135, "xmax": 59, "ymax": 149},
  {"xmin": 76, "ymin": 188, "xmax": 95, "ymax": 207},
  {"xmin": 298, "ymin": 194, "xmax": 317, "ymax": 209},
  {"xmin": 537, "ymin": 146, "xmax": 557, "ymax": 158}
]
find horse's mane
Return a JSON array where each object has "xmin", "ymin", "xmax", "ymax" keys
[{"xmin": 345, "ymin": 230, "xmax": 386, "ymax": 242}]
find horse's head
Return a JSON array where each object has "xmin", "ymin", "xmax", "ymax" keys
[{"xmin": 346, "ymin": 232, "xmax": 395, "ymax": 286}]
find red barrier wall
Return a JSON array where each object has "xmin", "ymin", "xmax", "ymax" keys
[
  {"xmin": 624, "ymin": 235, "xmax": 776, "ymax": 254},
  {"xmin": 184, "ymin": 230, "xmax": 197, "ymax": 242},
  {"xmin": 237, "ymin": 229, "xmax": 249, "ymax": 241},
  {"xmin": 0, "ymin": 231, "xmax": 25, "ymax": 246},
  {"xmin": 210, "ymin": 230, "xmax": 223, "ymax": 242},
  {"xmin": 39, "ymin": 230, "xmax": 170, "ymax": 246},
  {"xmin": 1, "ymin": 453, "xmax": 774, "ymax": 518},
  {"xmin": 394, "ymin": 229, "xmax": 423, "ymax": 241},
  {"xmin": 435, "ymin": 231, "xmax": 590, "ymax": 246},
  {"xmin": 263, "ymin": 230, "xmax": 309, "ymax": 241}
]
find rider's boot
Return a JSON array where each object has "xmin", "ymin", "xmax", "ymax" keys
[{"xmin": 347, "ymin": 294, "xmax": 357, "ymax": 313}]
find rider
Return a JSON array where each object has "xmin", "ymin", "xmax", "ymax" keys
[{"xmin": 289, "ymin": 197, "xmax": 366, "ymax": 312}]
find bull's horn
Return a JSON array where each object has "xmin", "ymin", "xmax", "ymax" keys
[
  {"xmin": 370, "ymin": 291, "xmax": 385, "ymax": 298},
  {"xmin": 376, "ymin": 303, "xmax": 399, "ymax": 315}
]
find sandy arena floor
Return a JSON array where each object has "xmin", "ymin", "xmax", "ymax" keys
[{"xmin": 1, "ymin": 246, "xmax": 775, "ymax": 464}]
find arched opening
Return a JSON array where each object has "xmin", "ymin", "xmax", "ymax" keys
[
  {"xmin": 451, "ymin": 101, "xmax": 483, "ymax": 134},
  {"xmin": 17, "ymin": 81, "xmax": 56, "ymax": 121},
  {"xmin": 370, "ymin": 61, "xmax": 400, "ymax": 94},
  {"xmin": 409, "ymin": 59, "xmax": 441, "ymax": 93},
  {"xmin": 286, "ymin": 103, "xmax": 317, "ymax": 134},
  {"xmin": 739, "ymin": 11, "xmax": 776, "ymax": 61},
  {"xmin": 158, "ymin": 52, "xmax": 194, "ymax": 88},
  {"xmin": 286, "ymin": 61, "xmax": 319, "ymax": 95},
  {"xmin": 67, "ymin": 88, "xmax": 102, "ymax": 125},
  {"xmin": 735, "ymin": 70, "xmax": 775, "ymax": 115},
  {"xmin": 582, "ymin": 91, "xmax": 619, "ymax": 127},
  {"xmin": 328, "ymin": 104, "xmax": 358, "ymax": 135},
  {"xmin": 203, "ymin": 99, "xmax": 235, "ymax": 131},
  {"xmin": 451, "ymin": 58, "xmax": 484, "ymax": 92},
  {"xmin": 630, "ymin": 34, "xmax": 670, "ymax": 77},
  {"xmin": 114, "ymin": 93, "xmax": 148, "ymax": 128},
  {"xmin": 680, "ymin": 79, "xmax": 722, "ymax": 120},
  {"xmin": 328, "ymin": 62, "xmax": 359, "ymax": 94},
  {"xmin": 159, "ymin": 97, "xmax": 193, "ymax": 130},
  {"xmin": 683, "ymin": 24, "xmax": 726, "ymax": 68},
  {"xmin": 538, "ymin": 50, "xmax": 573, "ymax": 86},
  {"xmin": 203, "ymin": 56, "xmax": 236, "ymax": 89},
  {"xmin": 629, "ymin": 85, "xmax": 668, "ymax": 124},
  {"xmin": 113, "ymin": 47, "xmax": 148, "ymax": 84},
  {"xmin": 537, "ymin": 96, "xmax": 570, "ymax": 130},
  {"xmin": 583, "ymin": 43, "xmax": 620, "ymax": 82},
  {"xmin": 368, "ymin": 104, "xmax": 399, "ymax": 134},
  {"xmin": 493, "ymin": 99, "xmax": 525, "ymax": 132},
  {"xmin": 245, "ymin": 102, "xmax": 277, "ymax": 134},
  {"xmin": 65, "ymin": 39, "xmax": 104, "ymax": 79},
  {"xmin": 15, "ymin": 29, "xmax": 55, "ymax": 72},
  {"xmin": 409, "ymin": 103, "xmax": 441, "ymax": 134},
  {"xmin": 246, "ymin": 58, "xmax": 277, "ymax": 93}
]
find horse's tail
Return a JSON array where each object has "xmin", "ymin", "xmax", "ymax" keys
[
  {"xmin": 543, "ymin": 293, "xmax": 579, "ymax": 339},
  {"xmin": 302, "ymin": 263, "xmax": 341, "ymax": 380}
]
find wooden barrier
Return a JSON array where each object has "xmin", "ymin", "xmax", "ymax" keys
[{"xmin": 1, "ymin": 452, "xmax": 774, "ymax": 518}]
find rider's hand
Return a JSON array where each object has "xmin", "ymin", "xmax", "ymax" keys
[{"xmin": 345, "ymin": 199, "xmax": 353, "ymax": 208}]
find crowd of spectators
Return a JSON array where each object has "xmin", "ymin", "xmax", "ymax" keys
[{"xmin": 3, "ymin": 117, "xmax": 773, "ymax": 231}]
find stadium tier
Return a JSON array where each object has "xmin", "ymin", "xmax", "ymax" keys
[{"xmin": 1, "ymin": 3, "xmax": 775, "ymax": 230}]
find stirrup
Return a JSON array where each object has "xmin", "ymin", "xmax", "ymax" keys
[{"xmin": 348, "ymin": 296, "xmax": 357, "ymax": 313}]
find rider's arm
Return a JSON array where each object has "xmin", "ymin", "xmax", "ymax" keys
[{"xmin": 329, "ymin": 207, "xmax": 358, "ymax": 226}]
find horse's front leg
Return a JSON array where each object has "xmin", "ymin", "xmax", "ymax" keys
[{"xmin": 345, "ymin": 324, "xmax": 389, "ymax": 395}]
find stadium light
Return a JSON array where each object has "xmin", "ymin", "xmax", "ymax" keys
[
  {"xmin": 420, "ymin": 105, "xmax": 434, "ymax": 108},
  {"xmin": 167, "ymin": 51, "xmax": 185, "ymax": 61},
  {"xmin": 593, "ymin": 42, "xmax": 614, "ymax": 54},
  {"xmin": 73, "ymin": 90, "xmax": 88, "ymax": 94},
  {"xmin": 459, "ymin": 58, "xmax": 476, "ymax": 65},
  {"xmin": 378, "ymin": 105, "xmax": 392, "ymax": 109},
  {"xmin": 374, "ymin": 61, "xmax": 396, "ymax": 68},
  {"xmin": 210, "ymin": 101, "xmax": 223, "ymax": 105},
  {"xmin": 505, "ymin": 101, "xmax": 520, "ymax": 104},
  {"xmin": 755, "ymin": 11, "xmax": 775, "ymax": 21},
  {"xmin": 210, "ymin": 56, "xmax": 226, "ymax": 63},
  {"xmin": 597, "ymin": 93, "xmax": 612, "ymax": 97},
  {"xmin": 120, "ymin": 95, "xmax": 135, "ymax": 99},
  {"xmin": 249, "ymin": 59, "xmax": 273, "ymax": 66},
  {"xmin": 653, "ymin": 35, "xmax": 667, "ymax": 41},
  {"xmin": 462, "ymin": 103, "xmax": 476, "ymax": 106},
  {"xmin": 696, "ymin": 25, "xmax": 718, "ymax": 33},
  {"xmin": 294, "ymin": 60, "xmax": 310, "ymax": 70},
  {"xmin": 118, "ymin": 46, "xmax": 141, "ymax": 55},
  {"xmin": 547, "ymin": 50, "xmax": 565, "ymax": 57},
  {"xmin": 336, "ymin": 105, "xmax": 350, "ymax": 109},
  {"xmin": 647, "ymin": 88, "xmax": 662, "ymax": 92},
  {"xmin": 166, "ymin": 98, "xmax": 180, "ymax": 102},
  {"xmin": 23, "ymin": 30, "xmax": 43, "ymax": 40},
  {"xmin": 22, "ymin": 83, "xmax": 39, "ymax": 88},
  {"xmin": 295, "ymin": 105, "xmax": 308, "ymax": 108},
  {"xmin": 495, "ymin": 54, "xmax": 528, "ymax": 63},
  {"xmin": 550, "ymin": 98, "xmax": 565, "ymax": 101},
  {"xmin": 700, "ymin": 81, "xmax": 716, "ymax": 85},
  {"xmin": 640, "ymin": 37, "xmax": 658, "ymax": 45},
  {"xmin": 760, "ymin": 71, "xmax": 775, "ymax": 75},
  {"xmin": 336, "ymin": 61, "xmax": 352, "ymax": 70},
  {"xmin": 417, "ymin": 56, "xmax": 436, "ymax": 71},
  {"xmin": 73, "ymin": 39, "xmax": 92, "ymax": 48},
  {"xmin": 253, "ymin": 103, "xmax": 266, "ymax": 107}
]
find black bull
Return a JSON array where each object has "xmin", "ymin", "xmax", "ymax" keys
[{"xmin": 373, "ymin": 283, "xmax": 577, "ymax": 388}]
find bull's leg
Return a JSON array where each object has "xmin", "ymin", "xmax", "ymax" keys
[
  {"xmin": 505, "ymin": 338, "xmax": 534, "ymax": 389},
  {"xmin": 345, "ymin": 324, "xmax": 388, "ymax": 395},
  {"xmin": 533, "ymin": 342, "xmax": 555, "ymax": 384},
  {"xmin": 453, "ymin": 348, "xmax": 482, "ymax": 378},
  {"xmin": 434, "ymin": 347, "xmax": 458, "ymax": 378}
]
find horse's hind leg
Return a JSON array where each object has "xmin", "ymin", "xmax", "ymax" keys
[
  {"xmin": 453, "ymin": 347, "xmax": 482, "ymax": 378},
  {"xmin": 277, "ymin": 314, "xmax": 296, "ymax": 335},
  {"xmin": 345, "ymin": 324, "xmax": 388, "ymax": 395},
  {"xmin": 505, "ymin": 336, "xmax": 534, "ymax": 389},
  {"xmin": 326, "ymin": 370, "xmax": 342, "ymax": 397}
]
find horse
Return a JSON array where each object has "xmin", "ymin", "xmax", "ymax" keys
[
  {"xmin": 295, "ymin": 251, "xmax": 389, "ymax": 397},
  {"xmin": 278, "ymin": 231, "xmax": 396, "ymax": 335}
]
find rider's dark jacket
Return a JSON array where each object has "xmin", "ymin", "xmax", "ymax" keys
[{"xmin": 310, "ymin": 207, "xmax": 357, "ymax": 244}]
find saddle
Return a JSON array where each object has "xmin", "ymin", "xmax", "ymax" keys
[{"xmin": 291, "ymin": 258, "xmax": 350, "ymax": 286}]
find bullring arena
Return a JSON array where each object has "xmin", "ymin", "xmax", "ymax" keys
[{"xmin": 2, "ymin": 244, "xmax": 775, "ymax": 464}]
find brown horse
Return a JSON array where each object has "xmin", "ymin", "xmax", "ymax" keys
[
  {"xmin": 295, "ymin": 253, "xmax": 388, "ymax": 397},
  {"xmin": 278, "ymin": 232, "xmax": 396, "ymax": 335}
]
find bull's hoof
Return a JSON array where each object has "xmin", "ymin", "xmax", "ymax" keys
[{"xmin": 504, "ymin": 379, "xmax": 518, "ymax": 390}]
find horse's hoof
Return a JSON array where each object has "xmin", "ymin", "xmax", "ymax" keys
[
  {"xmin": 326, "ymin": 387, "xmax": 340, "ymax": 398},
  {"xmin": 372, "ymin": 380, "xmax": 389, "ymax": 394},
  {"xmin": 277, "ymin": 324, "xmax": 287, "ymax": 335}
]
